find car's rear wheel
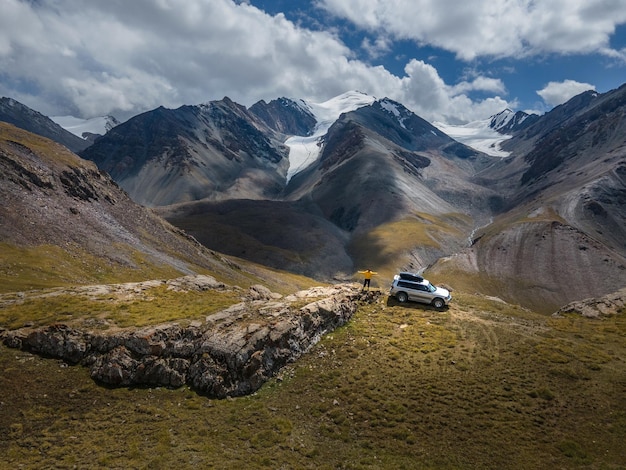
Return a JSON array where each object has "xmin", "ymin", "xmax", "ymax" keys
[
  {"xmin": 432, "ymin": 298, "xmax": 445, "ymax": 309},
  {"xmin": 396, "ymin": 292, "xmax": 408, "ymax": 303}
]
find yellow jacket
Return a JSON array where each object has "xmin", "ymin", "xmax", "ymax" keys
[{"xmin": 359, "ymin": 270, "xmax": 377, "ymax": 280}]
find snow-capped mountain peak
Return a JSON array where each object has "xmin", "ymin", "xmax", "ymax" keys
[
  {"xmin": 379, "ymin": 98, "xmax": 412, "ymax": 129},
  {"xmin": 285, "ymin": 91, "xmax": 376, "ymax": 182},
  {"xmin": 489, "ymin": 108, "xmax": 515, "ymax": 130},
  {"xmin": 488, "ymin": 108, "xmax": 536, "ymax": 133},
  {"xmin": 305, "ymin": 91, "xmax": 376, "ymax": 130},
  {"xmin": 433, "ymin": 107, "xmax": 540, "ymax": 157}
]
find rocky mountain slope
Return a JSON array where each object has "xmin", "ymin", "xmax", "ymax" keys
[
  {"xmin": 0, "ymin": 97, "xmax": 90, "ymax": 153},
  {"xmin": 0, "ymin": 121, "xmax": 282, "ymax": 292},
  {"xmin": 249, "ymin": 96, "xmax": 317, "ymax": 136},
  {"xmin": 432, "ymin": 84, "xmax": 626, "ymax": 312},
  {"xmin": 79, "ymin": 98, "xmax": 292, "ymax": 206}
]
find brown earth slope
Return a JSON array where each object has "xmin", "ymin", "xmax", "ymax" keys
[
  {"xmin": 0, "ymin": 122, "xmax": 305, "ymax": 292},
  {"xmin": 432, "ymin": 86, "xmax": 626, "ymax": 312}
]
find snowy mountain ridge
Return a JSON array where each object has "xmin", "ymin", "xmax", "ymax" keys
[
  {"xmin": 488, "ymin": 108, "xmax": 516, "ymax": 130},
  {"xmin": 285, "ymin": 91, "xmax": 376, "ymax": 181},
  {"xmin": 51, "ymin": 115, "xmax": 119, "ymax": 139},
  {"xmin": 49, "ymin": 90, "xmax": 533, "ymax": 171}
]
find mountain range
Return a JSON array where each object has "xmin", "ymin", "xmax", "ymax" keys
[
  {"xmin": 0, "ymin": 120, "xmax": 308, "ymax": 295},
  {"xmin": 1, "ymin": 86, "xmax": 625, "ymax": 313}
]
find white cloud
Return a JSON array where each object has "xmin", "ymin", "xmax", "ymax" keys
[
  {"xmin": 537, "ymin": 80, "xmax": 596, "ymax": 107},
  {"xmin": 0, "ymin": 0, "xmax": 513, "ymax": 123},
  {"xmin": 393, "ymin": 60, "xmax": 510, "ymax": 123},
  {"xmin": 450, "ymin": 76, "xmax": 507, "ymax": 96},
  {"xmin": 318, "ymin": 0, "xmax": 626, "ymax": 61},
  {"xmin": 361, "ymin": 35, "xmax": 393, "ymax": 60}
]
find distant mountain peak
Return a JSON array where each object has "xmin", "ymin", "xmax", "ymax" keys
[
  {"xmin": 0, "ymin": 97, "xmax": 90, "ymax": 153},
  {"xmin": 488, "ymin": 108, "xmax": 515, "ymax": 130},
  {"xmin": 303, "ymin": 91, "xmax": 376, "ymax": 125},
  {"xmin": 283, "ymin": 91, "xmax": 376, "ymax": 181},
  {"xmin": 489, "ymin": 108, "xmax": 537, "ymax": 134}
]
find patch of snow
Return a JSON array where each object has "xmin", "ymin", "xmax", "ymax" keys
[
  {"xmin": 379, "ymin": 99, "xmax": 406, "ymax": 129},
  {"xmin": 285, "ymin": 91, "xmax": 376, "ymax": 182},
  {"xmin": 489, "ymin": 108, "xmax": 515, "ymax": 130},
  {"xmin": 433, "ymin": 119, "xmax": 511, "ymax": 157},
  {"xmin": 51, "ymin": 115, "xmax": 117, "ymax": 138}
]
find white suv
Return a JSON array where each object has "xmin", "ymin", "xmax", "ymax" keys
[{"xmin": 389, "ymin": 272, "xmax": 451, "ymax": 309}]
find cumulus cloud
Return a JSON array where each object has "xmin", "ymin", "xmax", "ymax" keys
[
  {"xmin": 537, "ymin": 80, "xmax": 596, "ymax": 107},
  {"xmin": 395, "ymin": 60, "xmax": 510, "ymax": 123},
  {"xmin": 5, "ymin": 0, "xmax": 621, "ymax": 124},
  {"xmin": 318, "ymin": 0, "xmax": 626, "ymax": 61},
  {"xmin": 361, "ymin": 36, "xmax": 393, "ymax": 59},
  {"xmin": 0, "ymin": 0, "xmax": 514, "ymax": 123}
]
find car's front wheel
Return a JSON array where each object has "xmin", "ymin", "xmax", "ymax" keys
[
  {"xmin": 396, "ymin": 292, "xmax": 408, "ymax": 303},
  {"xmin": 432, "ymin": 298, "xmax": 445, "ymax": 309}
]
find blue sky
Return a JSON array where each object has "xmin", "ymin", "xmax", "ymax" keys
[
  {"xmin": 249, "ymin": 0, "xmax": 626, "ymax": 115},
  {"xmin": 1, "ymin": 0, "xmax": 625, "ymax": 124}
]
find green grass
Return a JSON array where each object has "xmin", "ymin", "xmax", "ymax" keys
[
  {"xmin": 0, "ymin": 121, "xmax": 88, "ymax": 168},
  {"xmin": 0, "ymin": 243, "xmax": 186, "ymax": 294},
  {"xmin": 0, "ymin": 241, "xmax": 314, "ymax": 299},
  {"xmin": 349, "ymin": 212, "xmax": 468, "ymax": 280},
  {"xmin": 0, "ymin": 284, "xmax": 242, "ymax": 330},
  {"xmin": 1, "ymin": 290, "xmax": 624, "ymax": 469}
]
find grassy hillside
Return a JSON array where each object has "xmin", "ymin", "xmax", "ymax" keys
[
  {"xmin": 0, "ymin": 243, "xmax": 186, "ymax": 294},
  {"xmin": 1, "ymin": 122, "xmax": 319, "ymax": 295},
  {"xmin": 1, "ymin": 286, "xmax": 624, "ymax": 469},
  {"xmin": 348, "ymin": 212, "xmax": 469, "ymax": 280},
  {"xmin": 0, "ymin": 242, "xmax": 317, "ymax": 297}
]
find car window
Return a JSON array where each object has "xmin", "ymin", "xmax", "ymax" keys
[{"xmin": 397, "ymin": 280, "xmax": 425, "ymax": 290}]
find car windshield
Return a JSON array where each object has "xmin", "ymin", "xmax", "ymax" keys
[{"xmin": 427, "ymin": 283, "xmax": 436, "ymax": 293}]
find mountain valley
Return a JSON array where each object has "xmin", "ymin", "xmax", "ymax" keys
[
  {"xmin": 4, "ymin": 0, "xmax": 626, "ymax": 464},
  {"xmin": 1, "ymin": 86, "xmax": 625, "ymax": 469},
  {"xmin": 73, "ymin": 87, "xmax": 626, "ymax": 312}
]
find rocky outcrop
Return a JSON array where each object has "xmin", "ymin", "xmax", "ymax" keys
[
  {"xmin": 1, "ymin": 283, "xmax": 368, "ymax": 398},
  {"xmin": 553, "ymin": 287, "xmax": 626, "ymax": 318}
]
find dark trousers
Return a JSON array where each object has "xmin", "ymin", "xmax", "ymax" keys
[{"xmin": 363, "ymin": 279, "xmax": 370, "ymax": 289}]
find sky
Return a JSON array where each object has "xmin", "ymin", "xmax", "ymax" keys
[{"xmin": 1, "ymin": 0, "xmax": 626, "ymax": 125}]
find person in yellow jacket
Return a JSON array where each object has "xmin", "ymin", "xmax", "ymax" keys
[{"xmin": 358, "ymin": 269, "xmax": 377, "ymax": 290}]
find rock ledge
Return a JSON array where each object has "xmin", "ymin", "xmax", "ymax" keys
[{"xmin": 1, "ymin": 281, "xmax": 375, "ymax": 398}]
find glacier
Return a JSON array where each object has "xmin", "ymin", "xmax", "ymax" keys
[
  {"xmin": 433, "ymin": 119, "xmax": 511, "ymax": 157},
  {"xmin": 285, "ymin": 91, "xmax": 376, "ymax": 182}
]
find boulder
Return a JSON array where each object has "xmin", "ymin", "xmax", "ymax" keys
[{"xmin": 554, "ymin": 287, "xmax": 626, "ymax": 318}]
